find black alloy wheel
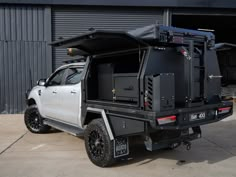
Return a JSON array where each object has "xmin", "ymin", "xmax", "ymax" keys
[
  {"xmin": 84, "ymin": 119, "xmax": 115, "ymax": 167},
  {"xmin": 24, "ymin": 105, "xmax": 50, "ymax": 133},
  {"xmin": 88, "ymin": 130, "xmax": 105, "ymax": 159}
]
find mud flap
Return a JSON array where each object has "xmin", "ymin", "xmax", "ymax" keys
[{"xmin": 114, "ymin": 137, "xmax": 129, "ymax": 158}]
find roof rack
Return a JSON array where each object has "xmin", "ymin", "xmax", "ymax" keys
[
  {"xmin": 63, "ymin": 57, "xmax": 87, "ymax": 64},
  {"xmin": 211, "ymin": 43, "xmax": 236, "ymax": 51}
]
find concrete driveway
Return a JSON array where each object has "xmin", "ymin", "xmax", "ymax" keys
[{"xmin": 0, "ymin": 111, "xmax": 236, "ymax": 177}]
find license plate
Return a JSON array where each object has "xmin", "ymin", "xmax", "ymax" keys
[
  {"xmin": 190, "ymin": 112, "xmax": 206, "ymax": 121},
  {"xmin": 114, "ymin": 137, "xmax": 129, "ymax": 158}
]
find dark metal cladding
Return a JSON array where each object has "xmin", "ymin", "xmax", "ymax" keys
[{"xmin": 0, "ymin": 6, "xmax": 52, "ymax": 114}]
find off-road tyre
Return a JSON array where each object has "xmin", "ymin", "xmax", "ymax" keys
[
  {"xmin": 84, "ymin": 119, "xmax": 115, "ymax": 167},
  {"xmin": 24, "ymin": 105, "xmax": 51, "ymax": 133}
]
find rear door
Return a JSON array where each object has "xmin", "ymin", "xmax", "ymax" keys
[
  {"xmin": 57, "ymin": 66, "xmax": 84, "ymax": 126},
  {"xmin": 179, "ymin": 43, "xmax": 206, "ymax": 106}
]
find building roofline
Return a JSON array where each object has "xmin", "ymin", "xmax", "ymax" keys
[{"xmin": 0, "ymin": 0, "xmax": 236, "ymax": 9}]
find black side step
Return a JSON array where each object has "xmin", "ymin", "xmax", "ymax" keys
[{"xmin": 44, "ymin": 119, "xmax": 84, "ymax": 137}]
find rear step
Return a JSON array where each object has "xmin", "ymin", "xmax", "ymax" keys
[{"xmin": 44, "ymin": 119, "xmax": 84, "ymax": 136}]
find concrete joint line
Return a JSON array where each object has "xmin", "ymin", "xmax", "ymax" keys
[{"xmin": 0, "ymin": 131, "xmax": 28, "ymax": 156}]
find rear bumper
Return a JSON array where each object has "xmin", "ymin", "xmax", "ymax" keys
[
  {"xmin": 150, "ymin": 101, "xmax": 233, "ymax": 130},
  {"xmin": 144, "ymin": 129, "xmax": 201, "ymax": 151}
]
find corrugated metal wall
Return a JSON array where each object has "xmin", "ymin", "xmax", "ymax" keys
[
  {"xmin": 52, "ymin": 7, "xmax": 164, "ymax": 68},
  {"xmin": 0, "ymin": 6, "xmax": 52, "ymax": 113}
]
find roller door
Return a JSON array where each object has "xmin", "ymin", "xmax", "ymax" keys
[{"xmin": 52, "ymin": 7, "xmax": 164, "ymax": 68}]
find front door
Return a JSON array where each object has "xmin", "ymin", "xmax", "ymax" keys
[{"xmin": 41, "ymin": 68, "xmax": 66, "ymax": 119}]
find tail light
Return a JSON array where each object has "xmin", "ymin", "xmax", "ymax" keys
[
  {"xmin": 218, "ymin": 107, "xmax": 231, "ymax": 114},
  {"xmin": 157, "ymin": 115, "xmax": 176, "ymax": 125}
]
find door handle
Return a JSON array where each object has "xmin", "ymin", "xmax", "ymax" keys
[
  {"xmin": 71, "ymin": 90, "xmax": 77, "ymax": 94},
  {"xmin": 52, "ymin": 91, "xmax": 57, "ymax": 94}
]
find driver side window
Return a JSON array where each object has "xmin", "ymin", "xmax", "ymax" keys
[
  {"xmin": 47, "ymin": 69, "xmax": 66, "ymax": 86},
  {"xmin": 65, "ymin": 68, "xmax": 83, "ymax": 85}
]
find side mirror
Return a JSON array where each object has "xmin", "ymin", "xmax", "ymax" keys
[{"xmin": 37, "ymin": 79, "xmax": 46, "ymax": 86}]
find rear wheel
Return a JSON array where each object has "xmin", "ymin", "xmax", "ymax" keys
[
  {"xmin": 24, "ymin": 105, "xmax": 50, "ymax": 133},
  {"xmin": 84, "ymin": 119, "xmax": 115, "ymax": 167}
]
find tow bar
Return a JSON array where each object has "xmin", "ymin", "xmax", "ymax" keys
[{"xmin": 183, "ymin": 141, "xmax": 192, "ymax": 150}]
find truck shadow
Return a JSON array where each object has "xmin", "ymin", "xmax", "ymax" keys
[
  {"xmin": 47, "ymin": 128, "xmax": 62, "ymax": 134},
  {"xmin": 114, "ymin": 120, "xmax": 236, "ymax": 167}
]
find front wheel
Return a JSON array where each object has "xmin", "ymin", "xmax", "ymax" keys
[
  {"xmin": 84, "ymin": 119, "xmax": 115, "ymax": 167},
  {"xmin": 24, "ymin": 105, "xmax": 50, "ymax": 133}
]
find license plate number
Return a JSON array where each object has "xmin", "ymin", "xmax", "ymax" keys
[
  {"xmin": 114, "ymin": 137, "xmax": 129, "ymax": 158},
  {"xmin": 190, "ymin": 112, "xmax": 206, "ymax": 121}
]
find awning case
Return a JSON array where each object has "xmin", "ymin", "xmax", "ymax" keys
[
  {"xmin": 128, "ymin": 24, "xmax": 215, "ymax": 47},
  {"xmin": 50, "ymin": 30, "xmax": 147, "ymax": 56}
]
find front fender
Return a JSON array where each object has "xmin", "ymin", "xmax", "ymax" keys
[{"xmin": 27, "ymin": 86, "xmax": 45, "ymax": 117}]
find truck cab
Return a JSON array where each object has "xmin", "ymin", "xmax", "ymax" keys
[
  {"xmin": 24, "ymin": 24, "xmax": 233, "ymax": 167},
  {"xmin": 26, "ymin": 63, "xmax": 85, "ymax": 128}
]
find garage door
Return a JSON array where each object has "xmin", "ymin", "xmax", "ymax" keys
[
  {"xmin": 52, "ymin": 7, "xmax": 164, "ymax": 68},
  {"xmin": 172, "ymin": 12, "xmax": 236, "ymax": 86}
]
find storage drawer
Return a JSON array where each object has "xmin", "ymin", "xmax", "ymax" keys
[{"xmin": 113, "ymin": 73, "xmax": 138, "ymax": 102}]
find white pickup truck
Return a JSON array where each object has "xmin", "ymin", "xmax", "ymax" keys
[{"xmin": 24, "ymin": 25, "xmax": 233, "ymax": 167}]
